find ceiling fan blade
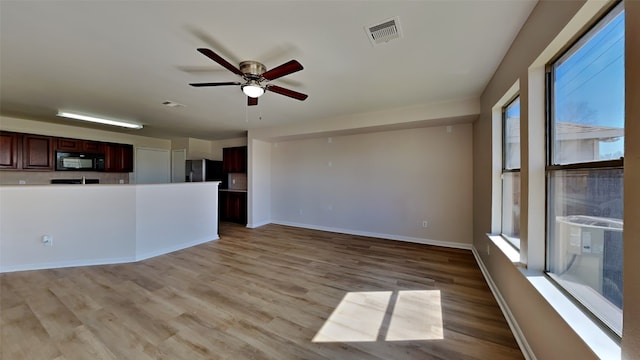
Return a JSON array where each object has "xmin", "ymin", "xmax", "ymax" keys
[
  {"xmin": 248, "ymin": 97, "xmax": 258, "ymax": 106},
  {"xmin": 262, "ymin": 60, "xmax": 303, "ymax": 81},
  {"xmin": 197, "ymin": 48, "xmax": 244, "ymax": 77},
  {"xmin": 266, "ymin": 85, "xmax": 308, "ymax": 101},
  {"xmin": 189, "ymin": 82, "xmax": 241, "ymax": 87}
]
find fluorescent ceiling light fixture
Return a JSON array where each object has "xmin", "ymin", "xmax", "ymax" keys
[
  {"xmin": 57, "ymin": 111, "xmax": 143, "ymax": 129},
  {"xmin": 241, "ymin": 81, "xmax": 265, "ymax": 98}
]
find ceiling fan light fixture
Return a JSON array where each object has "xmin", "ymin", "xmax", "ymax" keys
[{"xmin": 242, "ymin": 81, "xmax": 265, "ymax": 98}]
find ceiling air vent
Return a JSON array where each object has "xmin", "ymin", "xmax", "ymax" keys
[{"xmin": 365, "ymin": 16, "xmax": 402, "ymax": 46}]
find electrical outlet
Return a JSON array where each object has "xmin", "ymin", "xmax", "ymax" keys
[
  {"xmin": 19, "ymin": 180, "xmax": 26, "ymax": 184},
  {"xmin": 42, "ymin": 235, "xmax": 53, "ymax": 247},
  {"xmin": 422, "ymin": 220, "xmax": 428, "ymax": 228}
]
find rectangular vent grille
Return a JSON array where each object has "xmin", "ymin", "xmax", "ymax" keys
[{"xmin": 366, "ymin": 17, "xmax": 402, "ymax": 46}]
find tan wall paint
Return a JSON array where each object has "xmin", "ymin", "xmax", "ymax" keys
[
  {"xmin": 271, "ymin": 124, "xmax": 473, "ymax": 246},
  {"xmin": 186, "ymin": 138, "xmax": 214, "ymax": 160},
  {"xmin": 474, "ymin": 0, "xmax": 638, "ymax": 358},
  {"xmin": 250, "ymin": 98, "xmax": 479, "ymax": 141}
]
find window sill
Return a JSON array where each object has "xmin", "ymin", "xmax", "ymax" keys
[
  {"xmin": 522, "ymin": 272, "xmax": 620, "ymax": 359},
  {"xmin": 483, "ymin": 234, "xmax": 621, "ymax": 360},
  {"xmin": 487, "ymin": 234, "xmax": 522, "ymax": 264}
]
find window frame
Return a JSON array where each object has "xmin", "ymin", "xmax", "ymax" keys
[
  {"xmin": 501, "ymin": 95, "xmax": 521, "ymax": 250},
  {"xmin": 544, "ymin": 0, "xmax": 625, "ymax": 336}
]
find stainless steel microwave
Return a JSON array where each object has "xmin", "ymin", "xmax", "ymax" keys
[{"xmin": 55, "ymin": 151, "xmax": 105, "ymax": 171}]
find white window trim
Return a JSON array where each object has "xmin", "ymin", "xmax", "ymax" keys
[{"xmin": 491, "ymin": 81, "xmax": 522, "ymax": 263}]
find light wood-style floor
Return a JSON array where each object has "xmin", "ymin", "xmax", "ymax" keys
[{"xmin": 1, "ymin": 223, "xmax": 523, "ymax": 359}]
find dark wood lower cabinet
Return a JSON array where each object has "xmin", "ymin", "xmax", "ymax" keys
[{"xmin": 219, "ymin": 191, "xmax": 247, "ymax": 225}]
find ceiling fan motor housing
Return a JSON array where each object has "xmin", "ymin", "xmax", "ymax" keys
[{"xmin": 239, "ymin": 61, "xmax": 266, "ymax": 79}]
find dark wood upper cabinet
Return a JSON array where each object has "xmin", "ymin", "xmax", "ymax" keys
[
  {"xmin": 0, "ymin": 131, "xmax": 20, "ymax": 169},
  {"xmin": 56, "ymin": 137, "xmax": 81, "ymax": 152},
  {"xmin": 223, "ymin": 146, "xmax": 247, "ymax": 173},
  {"xmin": 56, "ymin": 138, "xmax": 103, "ymax": 153},
  {"xmin": 1, "ymin": 131, "xmax": 55, "ymax": 171},
  {"xmin": 105, "ymin": 143, "xmax": 133, "ymax": 172},
  {"xmin": 82, "ymin": 140, "xmax": 104, "ymax": 153},
  {"xmin": 22, "ymin": 134, "xmax": 54, "ymax": 170},
  {"xmin": 2, "ymin": 131, "xmax": 130, "ymax": 172}
]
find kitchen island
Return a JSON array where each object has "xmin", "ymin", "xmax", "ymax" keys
[{"xmin": 0, "ymin": 181, "xmax": 219, "ymax": 272}]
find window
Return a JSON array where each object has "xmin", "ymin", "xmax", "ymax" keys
[
  {"xmin": 546, "ymin": 3, "xmax": 624, "ymax": 334},
  {"xmin": 502, "ymin": 96, "xmax": 520, "ymax": 249}
]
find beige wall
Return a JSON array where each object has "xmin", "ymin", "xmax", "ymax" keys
[
  {"xmin": 270, "ymin": 123, "xmax": 473, "ymax": 247},
  {"xmin": 474, "ymin": 0, "xmax": 638, "ymax": 358}
]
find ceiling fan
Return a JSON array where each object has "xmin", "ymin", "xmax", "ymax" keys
[{"xmin": 189, "ymin": 48, "xmax": 308, "ymax": 106}]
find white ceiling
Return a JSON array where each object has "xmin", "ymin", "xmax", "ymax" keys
[{"xmin": 0, "ymin": 1, "xmax": 536, "ymax": 140}]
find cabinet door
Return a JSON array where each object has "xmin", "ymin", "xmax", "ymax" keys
[
  {"xmin": 222, "ymin": 192, "xmax": 247, "ymax": 224},
  {"xmin": 0, "ymin": 132, "xmax": 20, "ymax": 169},
  {"xmin": 104, "ymin": 143, "xmax": 117, "ymax": 172},
  {"xmin": 105, "ymin": 143, "xmax": 134, "ymax": 172},
  {"xmin": 22, "ymin": 134, "xmax": 53, "ymax": 170},
  {"xmin": 56, "ymin": 137, "xmax": 81, "ymax": 152},
  {"xmin": 222, "ymin": 147, "xmax": 234, "ymax": 173},
  {"xmin": 223, "ymin": 146, "xmax": 247, "ymax": 173},
  {"xmin": 82, "ymin": 141, "xmax": 104, "ymax": 153},
  {"xmin": 237, "ymin": 146, "xmax": 247, "ymax": 173},
  {"xmin": 119, "ymin": 144, "xmax": 134, "ymax": 172}
]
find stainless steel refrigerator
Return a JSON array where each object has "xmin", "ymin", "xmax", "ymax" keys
[{"xmin": 185, "ymin": 159, "xmax": 223, "ymax": 184}]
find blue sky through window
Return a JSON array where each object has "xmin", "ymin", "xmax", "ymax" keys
[{"xmin": 554, "ymin": 8, "xmax": 625, "ymax": 158}]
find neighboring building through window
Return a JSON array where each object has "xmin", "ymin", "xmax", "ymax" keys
[
  {"xmin": 502, "ymin": 96, "xmax": 520, "ymax": 249},
  {"xmin": 546, "ymin": 2, "xmax": 624, "ymax": 335}
]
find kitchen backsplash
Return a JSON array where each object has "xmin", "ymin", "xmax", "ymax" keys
[
  {"xmin": 0, "ymin": 171, "xmax": 130, "ymax": 185},
  {"xmin": 228, "ymin": 173, "xmax": 247, "ymax": 190}
]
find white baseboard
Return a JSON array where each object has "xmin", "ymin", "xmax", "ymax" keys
[
  {"xmin": 271, "ymin": 220, "xmax": 472, "ymax": 250},
  {"xmin": 0, "ymin": 256, "xmax": 136, "ymax": 273},
  {"xmin": 0, "ymin": 236, "xmax": 219, "ymax": 273},
  {"xmin": 246, "ymin": 220, "xmax": 271, "ymax": 229},
  {"xmin": 135, "ymin": 236, "xmax": 219, "ymax": 261},
  {"xmin": 471, "ymin": 246, "xmax": 536, "ymax": 360}
]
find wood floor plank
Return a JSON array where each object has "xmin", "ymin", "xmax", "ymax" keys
[
  {"xmin": 1, "ymin": 304, "xmax": 62, "ymax": 359},
  {"xmin": 1, "ymin": 223, "xmax": 523, "ymax": 359}
]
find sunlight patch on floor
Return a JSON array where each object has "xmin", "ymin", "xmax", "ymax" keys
[
  {"xmin": 386, "ymin": 290, "xmax": 443, "ymax": 341},
  {"xmin": 312, "ymin": 290, "xmax": 443, "ymax": 343},
  {"xmin": 312, "ymin": 291, "xmax": 391, "ymax": 342}
]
